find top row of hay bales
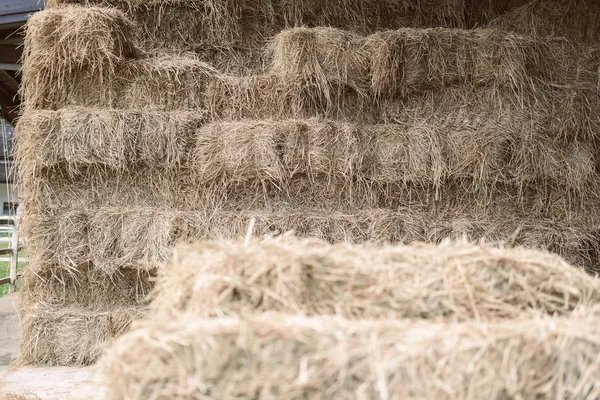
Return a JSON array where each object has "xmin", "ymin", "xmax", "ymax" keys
[
  {"xmin": 45, "ymin": 0, "xmax": 600, "ymax": 57},
  {"xmin": 22, "ymin": 5, "xmax": 600, "ymax": 110}
]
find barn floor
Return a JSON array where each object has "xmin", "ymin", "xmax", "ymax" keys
[{"xmin": 0, "ymin": 294, "xmax": 104, "ymax": 400}]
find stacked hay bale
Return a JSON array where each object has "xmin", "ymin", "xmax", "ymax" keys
[
  {"xmin": 16, "ymin": 0, "xmax": 600, "ymax": 365},
  {"xmin": 102, "ymin": 238, "xmax": 600, "ymax": 398},
  {"xmin": 489, "ymin": 0, "xmax": 600, "ymax": 43}
]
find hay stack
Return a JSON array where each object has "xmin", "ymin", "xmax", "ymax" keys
[
  {"xmin": 489, "ymin": 0, "xmax": 600, "ymax": 44},
  {"xmin": 103, "ymin": 312, "xmax": 600, "ymax": 399},
  {"xmin": 17, "ymin": 0, "xmax": 600, "ymax": 366}
]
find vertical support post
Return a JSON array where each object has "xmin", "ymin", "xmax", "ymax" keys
[{"xmin": 8, "ymin": 207, "xmax": 19, "ymax": 294}]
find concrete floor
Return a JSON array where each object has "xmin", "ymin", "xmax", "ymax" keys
[
  {"xmin": 0, "ymin": 294, "xmax": 104, "ymax": 399},
  {"xmin": 0, "ymin": 293, "xmax": 20, "ymax": 372}
]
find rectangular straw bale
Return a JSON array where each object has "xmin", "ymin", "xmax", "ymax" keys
[
  {"xmin": 268, "ymin": 27, "xmax": 370, "ymax": 98},
  {"xmin": 489, "ymin": 0, "xmax": 600, "ymax": 44},
  {"xmin": 152, "ymin": 238, "xmax": 600, "ymax": 321},
  {"xmin": 23, "ymin": 6, "xmax": 135, "ymax": 66},
  {"xmin": 20, "ymin": 262, "xmax": 153, "ymax": 309},
  {"xmin": 18, "ymin": 304, "xmax": 145, "ymax": 366},
  {"xmin": 102, "ymin": 313, "xmax": 600, "ymax": 400},
  {"xmin": 47, "ymin": 0, "xmax": 469, "ymax": 52},
  {"xmin": 22, "ymin": 6, "xmax": 136, "ymax": 109},
  {"xmin": 23, "ymin": 51, "xmax": 217, "ymax": 110},
  {"xmin": 16, "ymin": 109, "xmax": 206, "ymax": 176},
  {"xmin": 384, "ymin": 85, "xmax": 600, "ymax": 143},
  {"xmin": 363, "ymin": 28, "xmax": 600, "ymax": 97},
  {"xmin": 207, "ymin": 72, "xmax": 376, "ymax": 121},
  {"xmin": 19, "ymin": 206, "xmax": 600, "ymax": 274}
]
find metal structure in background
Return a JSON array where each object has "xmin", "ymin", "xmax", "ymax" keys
[
  {"xmin": 0, "ymin": 209, "xmax": 21, "ymax": 292},
  {"xmin": 0, "ymin": 118, "xmax": 19, "ymax": 292},
  {"xmin": 0, "ymin": 0, "xmax": 42, "ymax": 293}
]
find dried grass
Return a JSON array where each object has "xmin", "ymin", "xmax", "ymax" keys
[
  {"xmin": 465, "ymin": 0, "xmax": 530, "ymax": 27},
  {"xmin": 19, "ymin": 206, "xmax": 600, "ymax": 274},
  {"xmin": 19, "ymin": 164, "xmax": 600, "ymax": 219},
  {"xmin": 21, "ymin": 6, "xmax": 136, "ymax": 110},
  {"xmin": 191, "ymin": 120, "xmax": 597, "ymax": 191},
  {"xmin": 0, "ymin": 395, "xmax": 41, "ymax": 400},
  {"xmin": 20, "ymin": 263, "xmax": 154, "ymax": 308},
  {"xmin": 47, "ymin": 0, "xmax": 469, "ymax": 52},
  {"xmin": 102, "ymin": 312, "xmax": 600, "ymax": 399},
  {"xmin": 490, "ymin": 0, "xmax": 600, "ymax": 44},
  {"xmin": 23, "ymin": 55, "xmax": 218, "ymax": 111},
  {"xmin": 151, "ymin": 238, "xmax": 600, "ymax": 321},
  {"xmin": 16, "ymin": 109, "xmax": 206, "ymax": 176},
  {"xmin": 18, "ymin": 304, "xmax": 145, "ymax": 366},
  {"xmin": 22, "ymin": 10, "xmax": 600, "ymax": 112},
  {"xmin": 18, "ymin": 0, "xmax": 600, "ymax": 371},
  {"xmin": 16, "ymin": 111, "xmax": 600, "ymax": 194}
]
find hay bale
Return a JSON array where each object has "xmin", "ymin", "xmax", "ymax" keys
[
  {"xmin": 20, "ymin": 263, "xmax": 154, "ymax": 308},
  {"xmin": 383, "ymin": 85, "xmax": 600, "ymax": 143},
  {"xmin": 269, "ymin": 27, "xmax": 370, "ymax": 99},
  {"xmin": 489, "ymin": 0, "xmax": 600, "ymax": 44},
  {"xmin": 23, "ymin": 55, "xmax": 217, "ymax": 110},
  {"xmin": 18, "ymin": 304, "xmax": 145, "ymax": 366},
  {"xmin": 16, "ymin": 109, "xmax": 206, "ymax": 177},
  {"xmin": 22, "ymin": 6, "xmax": 136, "ymax": 110},
  {"xmin": 151, "ymin": 238, "xmax": 600, "ymax": 321},
  {"xmin": 102, "ymin": 312, "xmax": 600, "ymax": 399},
  {"xmin": 206, "ymin": 73, "xmax": 373, "ymax": 121},
  {"xmin": 363, "ymin": 28, "xmax": 600, "ymax": 97}
]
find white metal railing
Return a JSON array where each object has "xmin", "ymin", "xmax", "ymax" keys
[{"xmin": 0, "ymin": 207, "xmax": 21, "ymax": 293}]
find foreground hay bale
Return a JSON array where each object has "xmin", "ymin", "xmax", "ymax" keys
[
  {"xmin": 102, "ymin": 312, "xmax": 600, "ymax": 399},
  {"xmin": 151, "ymin": 238, "xmax": 600, "ymax": 321}
]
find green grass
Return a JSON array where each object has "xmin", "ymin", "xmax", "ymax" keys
[{"xmin": 0, "ymin": 242, "xmax": 27, "ymax": 297}]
